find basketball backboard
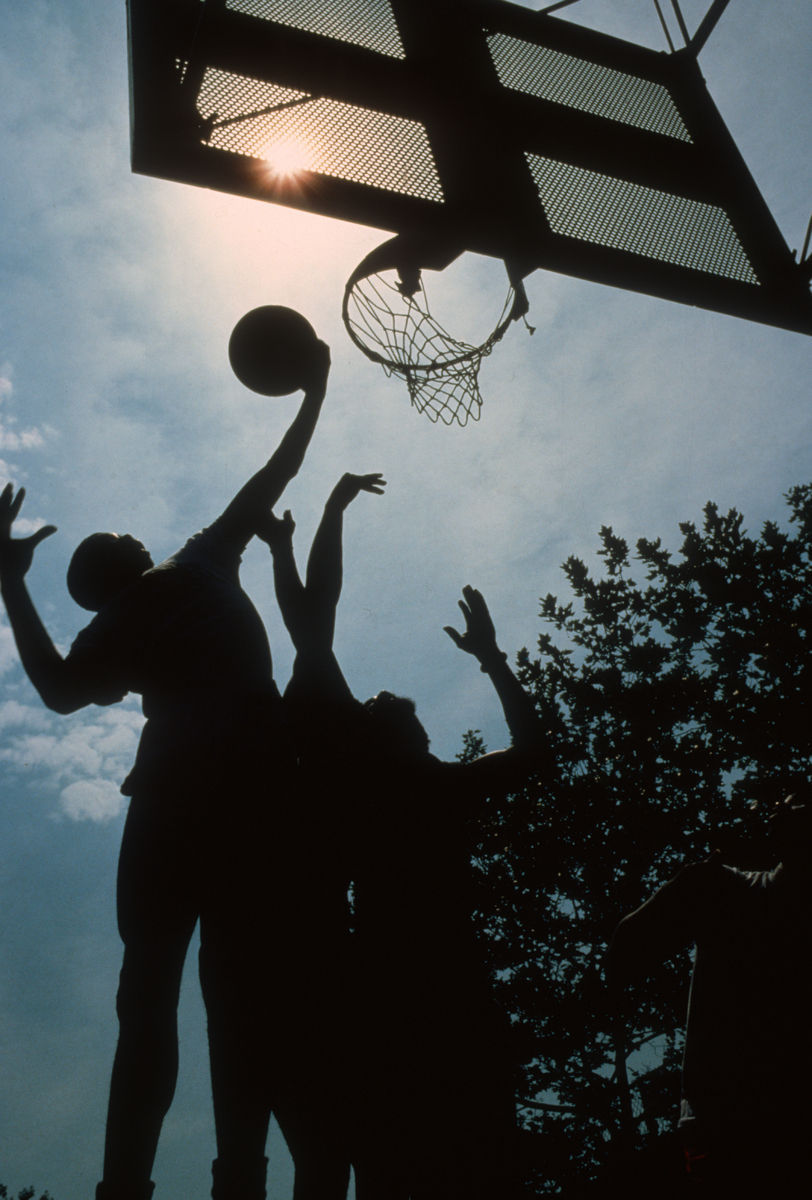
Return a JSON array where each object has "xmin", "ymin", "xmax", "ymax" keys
[{"xmin": 127, "ymin": 0, "xmax": 812, "ymax": 336}]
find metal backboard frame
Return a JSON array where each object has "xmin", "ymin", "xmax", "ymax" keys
[{"xmin": 127, "ymin": 0, "xmax": 812, "ymax": 334}]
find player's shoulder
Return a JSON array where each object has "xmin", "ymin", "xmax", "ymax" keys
[
  {"xmin": 152, "ymin": 527, "xmax": 208, "ymax": 569},
  {"xmin": 680, "ymin": 853, "xmax": 724, "ymax": 877},
  {"xmin": 663, "ymin": 854, "xmax": 733, "ymax": 902},
  {"xmin": 430, "ymin": 754, "xmax": 469, "ymax": 787}
]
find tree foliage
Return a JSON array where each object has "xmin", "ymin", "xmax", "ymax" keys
[
  {"xmin": 470, "ymin": 484, "xmax": 812, "ymax": 1194},
  {"xmin": 0, "ymin": 1186, "xmax": 54, "ymax": 1200}
]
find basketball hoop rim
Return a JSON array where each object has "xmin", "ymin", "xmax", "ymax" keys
[{"xmin": 342, "ymin": 234, "xmax": 528, "ymax": 376}]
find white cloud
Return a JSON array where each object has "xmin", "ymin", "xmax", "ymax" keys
[
  {"xmin": 0, "ymin": 425, "xmax": 45, "ymax": 450},
  {"xmin": 0, "ymin": 697, "xmax": 51, "ymax": 731},
  {"xmin": 1, "ymin": 729, "xmax": 101, "ymax": 776},
  {"xmin": 0, "ymin": 353, "xmax": 49, "ymax": 475},
  {"xmin": 0, "ymin": 619, "xmax": 21, "ymax": 678},
  {"xmin": 60, "ymin": 777, "xmax": 124, "ymax": 822},
  {"xmin": 10, "ymin": 515, "xmax": 51, "ymax": 534},
  {"xmin": 0, "ymin": 701, "xmax": 144, "ymax": 822}
]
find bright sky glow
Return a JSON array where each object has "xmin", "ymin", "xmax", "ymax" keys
[{"xmin": 260, "ymin": 136, "xmax": 315, "ymax": 181}]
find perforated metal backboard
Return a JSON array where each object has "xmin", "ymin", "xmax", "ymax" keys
[{"xmin": 127, "ymin": 0, "xmax": 812, "ymax": 334}]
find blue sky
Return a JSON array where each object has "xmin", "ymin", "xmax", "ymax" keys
[{"xmin": 0, "ymin": 1, "xmax": 809, "ymax": 1196}]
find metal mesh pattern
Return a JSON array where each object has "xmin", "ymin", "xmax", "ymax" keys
[
  {"xmin": 488, "ymin": 32, "xmax": 690, "ymax": 142},
  {"xmin": 225, "ymin": 0, "xmax": 405, "ymax": 59},
  {"xmin": 343, "ymin": 268, "xmax": 521, "ymax": 426},
  {"xmin": 527, "ymin": 153, "xmax": 759, "ymax": 283},
  {"xmin": 198, "ymin": 67, "xmax": 444, "ymax": 201}
]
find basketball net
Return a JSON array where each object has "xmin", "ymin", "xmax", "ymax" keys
[{"xmin": 342, "ymin": 238, "xmax": 531, "ymax": 426}]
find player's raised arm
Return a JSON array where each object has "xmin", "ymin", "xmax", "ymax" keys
[
  {"xmin": 302, "ymin": 472, "xmax": 386, "ymax": 647},
  {"xmin": 444, "ymin": 585, "xmax": 538, "ymax": 747},
  {"xmin": 257, "ymin": 472, "xmax": 385, "ymax": 658},
  {"xmin": 257, "ymin": 508, "xmax": 309, "ymax": 652},
  {"xmin": 0, "ymin": 484, "xmax": 92, "ymax": 714},
  {"xmin": 216, "ymin": 338, "xmax": 331, "ymax": 547},
  {"xmin": 443, "ymin": 585, "xmax": 548, "ymax": 792}
]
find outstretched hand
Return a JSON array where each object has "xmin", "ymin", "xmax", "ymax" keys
[
  {"xmin": 0, "ymin": 483, "xmax": 57, "ymax": 580},
  {"xmin": 443, "ymin": 585, "xmax": 499, "ymax": 660},
  {"xmin": 329, "ymin": 472, "xmax": 387, "ymax": 510},
  {"xmin": 255, "ymin": 507, "xmax": 295, "ymax": 549}
]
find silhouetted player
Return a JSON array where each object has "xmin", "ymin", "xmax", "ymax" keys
[
  {"xmin": 607, "ymin": 790, "xmax": 812, "ymax": 1197},
  {"xmin": 0, "ymin": 339, "xmax": 329, "ymax": 1200},
  {"xmin": 250, "ymin": 472, "xmax": 383, "ymax": 1200},
  {"xmin": 261, "ymin": 482, "xmax": 540, "ymax": 1200}
]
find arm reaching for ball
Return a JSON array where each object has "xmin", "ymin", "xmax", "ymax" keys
[
  {"xmin": 215, "ymin": 339, "xmax": 331, "ymax": 549},
  {"xmin": 257, "ymin": 473, "xmax": 386, "ymax": 658}
]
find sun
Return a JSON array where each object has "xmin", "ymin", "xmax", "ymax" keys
[{"xmin": 259, "ymin": 137, "xmax": 314, "ymax": 182}]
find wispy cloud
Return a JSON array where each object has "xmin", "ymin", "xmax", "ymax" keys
[
  {"xmin": 0, "ymin": 358, "xmax": 52, "ymax": 475},
  {"xmin": 0, "ymin": 698, "xmax": 143, "ymax": 822},
  {"xmin": 0, "ymin": 697, "xmax": 51, "ymax": 730},
  {"xmin": 0, "ymin": 621, "xmax": 22, "ymax": 679},
  {"xmin": 0, "ymin": 426, "xmax": 45, "ymax": 451}
]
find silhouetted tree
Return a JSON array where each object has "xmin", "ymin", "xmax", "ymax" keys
[
  {"xmin": 467, "ymin": 484, "xmax": 811, "ymax": 1195},
  {"xmin": 0, "ymin": 1186, "xmax": 54, "ymax": 1200}
]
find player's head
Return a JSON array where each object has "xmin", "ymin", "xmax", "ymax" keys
[
  {"xmin": 363, "ymin": 690, "xmax": 431, "ymax": 758},
  {"xmin": 768, "ymin": 787, "xmax": 812, "ymax": 864},
  {"xmin": 67, "ymin": 532, "xmax": 153, "ymax": 611}
]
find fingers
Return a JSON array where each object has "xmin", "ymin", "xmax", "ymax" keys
[
  {"xmin": 335, "ymin": 472, "xmax": 387, "ymax": 505},
  {"xmin": 0, "ymin": 483, "xmax": 11, "ymax": 528},
  {"xmin": 460, "ymin": 586, "xmax": 494, "ymax": 635},
  {"xmin": 347, "ymin": 472, "xmax": 386, "ymax": 486},
  {"xmin": 462, "ymin": 584, "xmax": 485, "ymax": 612},
  {"xmin": 29, "ymin": 525, "xmax": 57, "ymax": 547},
  {"xmin": 312, "ymin": 339, "xmax": 331, "ymax": 378},
  {"xmin": 0, "ymin": 486, "xmax": 37, "ymax": 546},
  {"xmin": 273, "ymin": 510, "xmax": 295, "ymax": 533},
  {"xmin": 359, "ymin": 473, "xmax": 386, "ymax": 494},
  {"xmin": 0, "ymin": 482, "xmax": 25, "ymax": 521},
  {"xmin": 443, "ymin": 625, "xmax": 464, "ymax": 648},
  {"xmin": 256, "ymin": 507, "xmax": 295, "ymax": 548},
  {"xmin": 10, "ymin": 487, "xmax": 25, "ymax": 521}
]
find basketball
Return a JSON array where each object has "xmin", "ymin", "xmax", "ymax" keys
[{"xmin": 228, "ymin": 305, "xmax": 319, "ymax": 396}]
